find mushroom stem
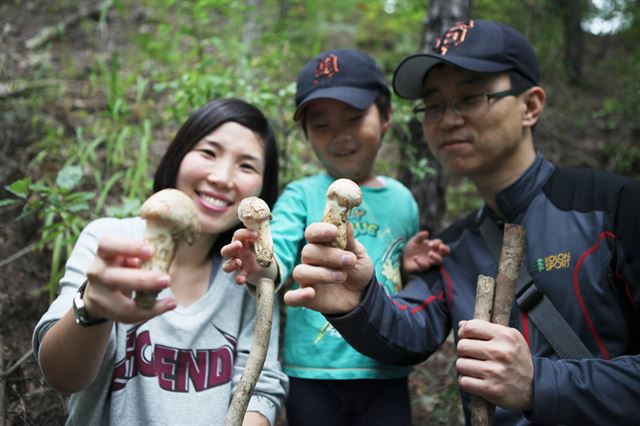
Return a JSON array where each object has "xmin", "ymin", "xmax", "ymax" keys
[
  {"xmin": 135, "ymin": 224, "xmax": 178, "ymax": 308},
  {"xmin": 134, "ymin": 189, "xmax": 201, "ymax": 309},
  {"xmin": 322, "ymin": 179, "xmax": 363, "ymax": 249},
  {"xmin": 237, "ymin": 197, "xmax": 273, "ymax": 267},
  {"xmin": 224, "ymin": 277, "xmax": 275, "ymax": 426},
  {"xmin": 226, "ymin": 197, "xmax": 276, "ymax": 425}
]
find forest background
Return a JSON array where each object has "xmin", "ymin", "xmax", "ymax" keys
[{"xmin": 1, "ymin": 0, "xmax": 639, "ymax": 424}]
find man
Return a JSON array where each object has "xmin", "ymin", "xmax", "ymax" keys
[{"xmin": 284, "ymin": 19, "xmax": 640, "ymax": 425}]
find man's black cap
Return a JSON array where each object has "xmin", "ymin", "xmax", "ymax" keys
[{"xmin": 393, "ymin": 19, "xmax": 540, "ymax": 100}]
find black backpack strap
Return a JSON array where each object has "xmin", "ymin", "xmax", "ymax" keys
[{"xmin": 476, "ymin": 209, "xmax": 592, "ymax": 359}]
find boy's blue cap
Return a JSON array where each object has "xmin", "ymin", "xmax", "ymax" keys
[
  {"xmin": 393, "ymin": 19, "xmax": 539, "ymax": 100},
  {"xmin": 294, "ymin": 48, "xmax": 390, "ymax": 121}
]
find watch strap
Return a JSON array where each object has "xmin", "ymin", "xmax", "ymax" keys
[{"xmin": 73, "ymin": 280, "xmax": 107, "ymax": 327}]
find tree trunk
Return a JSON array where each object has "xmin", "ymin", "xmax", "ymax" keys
[
  {"xmin": 563, "ymin": 0, "xmax": 585, "ymax": 85},
  {"xmin": 399, "ymin": 0, "xmax": 471, "ymax": 233},
  {"xmin": 243, "ymin": 0, "xmax": 263, "ymax": 59}
]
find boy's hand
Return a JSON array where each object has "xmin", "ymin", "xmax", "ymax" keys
[
  {"xmin": 284, "ymin": 222, "xmax": 374, "ymax": 314},
  {"xmin": 221, "ymin": 228, "xmax": 263, "ymax": 285},
  {"xmin": 402, "ymin": 230, "xmax": 451, "ymax": 274}
]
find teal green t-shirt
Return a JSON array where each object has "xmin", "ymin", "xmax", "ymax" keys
[{"xmin": 271, "ymin": 173, "xmax": 419, "ymax": 379}]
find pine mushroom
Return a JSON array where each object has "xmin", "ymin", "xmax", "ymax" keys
[
  {"xmin": 236, "ymin": 197, "xmax": 273, "ymax": 267},
  {"xmin": 225, "ymin": 196, "xmax": 275, "ymax": 426},
  {"xmin": 134, "ymin": 189, "xmax": 201, "ymax": 309},
  {"xmin": 322, "ymin": 178, "xmax": 363, "ymax": 249}
]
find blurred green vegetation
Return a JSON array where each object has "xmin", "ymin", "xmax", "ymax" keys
[{"xmin": 2, "ymin": 0, "xmax": 640, "ymax": 320}]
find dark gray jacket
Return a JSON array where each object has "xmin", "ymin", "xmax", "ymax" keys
[{"xmin": 329, "ymin": 154, "xmax": 640, "ymax": 425}]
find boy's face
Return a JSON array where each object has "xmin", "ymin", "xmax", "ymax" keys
[{"xmin": 304, "ymin": 99, "xmax": 390, "ymax": 184}]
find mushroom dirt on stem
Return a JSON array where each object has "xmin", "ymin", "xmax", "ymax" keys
[
  {"xmin": 134, "ymin": 189, "xmax": 201, "ymax": 309},
  {"xmin": 322, "ymin": 178, "xmax": 363, "ymax": 249},
  {"xmin": 236, "ymin": 197, "xmax": 274, "ymax": 268}
]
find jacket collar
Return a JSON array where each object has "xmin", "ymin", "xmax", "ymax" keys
[{"xmin": 490, "ymin": 152, "xmax": 555, "ymax": 222}]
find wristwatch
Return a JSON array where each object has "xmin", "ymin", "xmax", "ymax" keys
[{"xmin": 73, "ymin": 280, "xmax": 107, "ymax": 327}]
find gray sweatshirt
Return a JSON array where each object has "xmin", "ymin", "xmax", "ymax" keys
[{"xmin": 32, "ymin": 217, "xmax": 288, "ymax": 426}]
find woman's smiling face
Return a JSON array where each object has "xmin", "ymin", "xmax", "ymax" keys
[{"xmin": 176, "ymin": 121, "xmax": 265, "ymax": 235}]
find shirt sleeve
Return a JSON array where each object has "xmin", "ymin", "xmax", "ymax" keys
[
  {"xmin": 270, "ymin": 181, "xmax": 310, "ymax": 286},
  {"xmin": 32, "ymin": 218, "xmax": 124, "ymax": 363},
  {"xmin": 529, "ymin": 355, "xmax": 640, "ymax": 425},
  {"xmin": 327, "ymin": 269, "xmax": 451, "ymax": 366}
]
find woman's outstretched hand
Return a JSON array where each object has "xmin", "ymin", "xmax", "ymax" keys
[{"xmin": 84, "ymin": 235, "xmax": 177, "ymax": 324}]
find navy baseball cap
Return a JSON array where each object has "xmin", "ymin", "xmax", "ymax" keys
[
  {"xmin": 393, "ymin": 19, "xmax": 539, "ymax": 100},
  {"xmin": 294, "ymin": 48, "xmax": 390, "ymax": 121}
]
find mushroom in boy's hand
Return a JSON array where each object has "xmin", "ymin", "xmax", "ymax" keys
[
  {"xmin": 237, "ymin": 196, "xmax": 274, "ymax": 267},
  {"xmin": 135, "ymin": 189, "xmax": 201, "ymax": 309},
  {"xmin": 322, "ymin": 178, "xmax": 362, "ymax": 249}
]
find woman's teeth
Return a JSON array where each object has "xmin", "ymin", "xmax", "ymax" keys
[{"xmin": 201, "ymin": 194, "xmax": 228, "ymax": 206}]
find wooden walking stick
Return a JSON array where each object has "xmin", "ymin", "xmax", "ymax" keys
[
  {"xmin": 471, "ymin": 223, "xmax": 526, "ymax": 426},
  {"xmin": 491, "ymin": 224, "xmax": 526, "ymax": 327},
  {"xmin": 470, "ymin": 275, "xmax": 496, "ymax": 426}
]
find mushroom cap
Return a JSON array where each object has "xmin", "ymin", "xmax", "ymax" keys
[
  {"xmin": 326, "ymin": 178, "xmax": 362, "ymax": 207},
  {"xmin": 140, "ymin": 189, "xmax": 201, "ymax": 243},
  {"xmin": 238, "ymin": 196, "xmax": 271, "ymax": 223}
]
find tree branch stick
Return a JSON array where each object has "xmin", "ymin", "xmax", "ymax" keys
[
  {"xmin": 224, "ymin": 277, "xmax": 275, "ymax": 426},
  {"xmin": 470, "ymin": 275, "xmax": 496, "ymax": 426},
  {"xmin": 472, "ymin": 223, "xmax": 525, "ymax": 426},
  {"xmin": 25, "ymin": 5, "xmax": 102, "ymax": 50},
  {"xmin": 491, "ymin": 224, "xmax": 525, "ymax": 327},
  {"xmin": 0, "ymin": 244, "xmax": 36, "ymax": 269}
]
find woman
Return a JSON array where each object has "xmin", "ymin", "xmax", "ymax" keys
[{"xmin": 32, "ymin": 99, "xmax": 287, "ymax": 425}]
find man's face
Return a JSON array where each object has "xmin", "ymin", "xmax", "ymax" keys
[{"xmin": 420, "ymin": 66, "xmax": 530, "ymax": 179}]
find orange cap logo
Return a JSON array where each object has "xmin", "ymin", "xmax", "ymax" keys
[
  {"xmin": 314, "ymin": 54, "xmax": 340, "ymax": 84},
  {"xmin": 433, "ymin": 20, "xmax": 475, "ymax": 55}
]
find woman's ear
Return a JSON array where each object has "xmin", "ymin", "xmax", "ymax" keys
[{"xmin": 522, "ymin": 86, "xmax": 545, "ymax": 128}]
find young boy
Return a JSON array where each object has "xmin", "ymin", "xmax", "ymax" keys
[{"xmin": 223, "ymin": 48, "xmax": 448, "ymax": 425}]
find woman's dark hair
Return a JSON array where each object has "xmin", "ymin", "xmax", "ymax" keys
[{"xmin": 153, "ymin": 98, "xmax": 279, "ymax": 254}]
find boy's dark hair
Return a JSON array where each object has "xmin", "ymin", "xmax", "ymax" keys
[{"xmin": 153, "ymin": 98, "xmax": 279, "ymax": 254}]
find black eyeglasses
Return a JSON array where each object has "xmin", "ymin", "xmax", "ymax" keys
[{"xmin": 413, "ymin": 88, "xmax": 524, "ymax": 123}]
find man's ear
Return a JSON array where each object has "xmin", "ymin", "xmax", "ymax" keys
[
  {"xmin": 522, "ymin": 86, "xmax": 545, "ymax": 128},
  {"xmin": 380, "ymin": 105, "xmax": 392, "ymax": 134}
]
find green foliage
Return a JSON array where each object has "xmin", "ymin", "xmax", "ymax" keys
[
  {"xmin": 2, "ymin": 166, "xmax": 94, "ymax": 301},
  {"xmin": 5, "ymin": 0, "xmax": 639, "ymax": 308},
  {"xmin": 446, "ymin": 179, "xmax": 483, "ymax": 217}
]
